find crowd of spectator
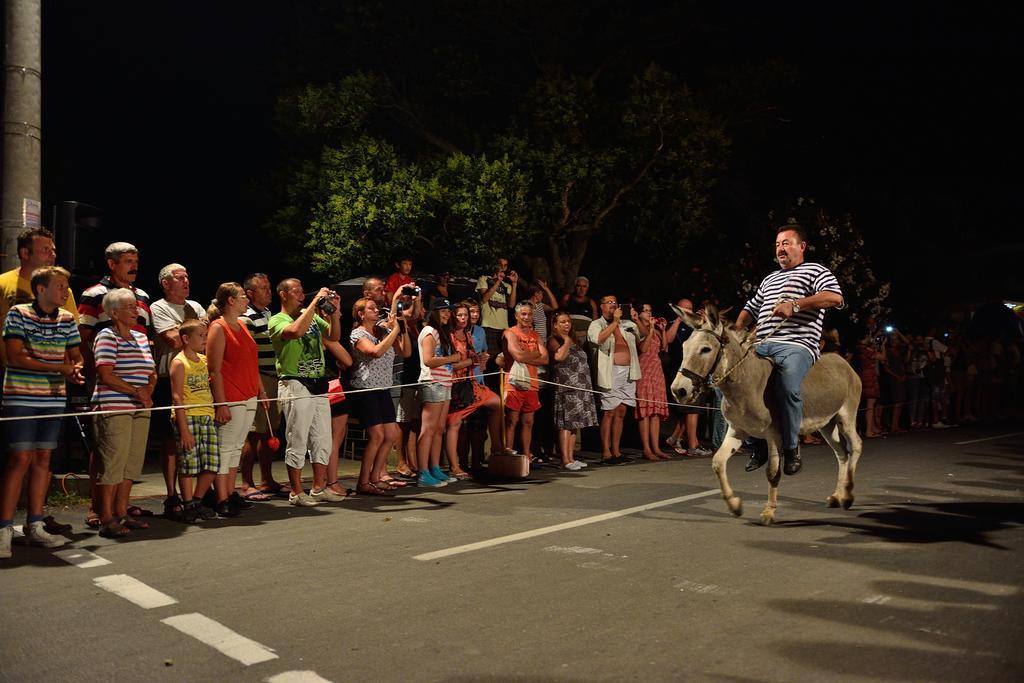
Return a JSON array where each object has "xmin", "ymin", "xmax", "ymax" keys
[{"xmin": 1, "ymin": 228, "xmax": 1022, "ymax": 558}]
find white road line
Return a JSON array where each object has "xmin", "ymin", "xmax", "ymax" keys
[
  {"xmin": 953, "ymin": 431, "xmax": 1024, "ymax": 445},
  {"xmin": 161, "ymin": 613, "xmax": 278, "ymax": 666},
  {"xmin": 93, "ymin": 574, "xmax": 177, "ymax": 609},
  {"xmin": 414, "ymin": 488, "xmax": 720, "ymax": 561},
  {"xmin": 54, "ymin": 548, "xmax": 111, "ymax": 568},
  {"xmin": 266, "ymin": 671, "xmax": 334, "ymax": 683}
]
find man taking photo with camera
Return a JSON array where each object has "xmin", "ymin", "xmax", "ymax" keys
[
  {"xmin": 268, "ymin": 278, "xmax": 344, "ymax": 506},
  {"xmin": 476, "ymin": 257, "xmax": 518, "ymax": 389}
]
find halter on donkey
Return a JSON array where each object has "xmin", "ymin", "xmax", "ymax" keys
[{"xmin": 669, "ymin": 304, "xmax": 863, "ymax": 525}]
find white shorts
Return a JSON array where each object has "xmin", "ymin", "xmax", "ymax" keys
[{"xmin": 600, "ymin": 365, "xmax": 636, "ymax": 411}]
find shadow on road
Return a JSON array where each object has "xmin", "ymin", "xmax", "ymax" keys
[{"xmin": 773, "ymin": 501, "xmax": 1023, "ymax": 549}]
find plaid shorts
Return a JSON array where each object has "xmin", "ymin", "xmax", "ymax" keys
[{"xmin": 173, "ymin": 414, "xmax": 220, "ymax": 475}]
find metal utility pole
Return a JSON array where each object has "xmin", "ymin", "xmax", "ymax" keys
[{"xmin": 1, "ymin": 0, "xmax": 42, "ymax": 271}]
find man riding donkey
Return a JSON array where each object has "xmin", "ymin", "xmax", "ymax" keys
[
  {"xmin": 734, "ymin": 223, "xmax": 845, "ymax": 476},
  {"xmin": 672, "ymin": 223, "xmax": 862, "ymax": 523}
]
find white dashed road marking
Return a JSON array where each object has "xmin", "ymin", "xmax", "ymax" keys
[
  {"xmin": 266, "ymin": 671, "xmax": 334, "ymax": 683},
  {"xmin": 414, "ymin": 488, "xmax": 720, "ymax": 561},
  {"xmin": 93, "ymin": 574, "xmax": 178, "ymax": 609},
  {"xmin": 161, "ymin": 613, "xmax": 279, "ymax": 666},
  {"xmin": 953, "ymin": 431, "xmax": 1024, "ymax": 445},
  {"xmin": 55, "ymin": 548, "xmax": 112, "ymax": 568}
]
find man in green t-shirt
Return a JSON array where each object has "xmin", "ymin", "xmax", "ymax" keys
[{"xmin": 268, "ymin": 278, "xmax": 341, "ymax": 506}]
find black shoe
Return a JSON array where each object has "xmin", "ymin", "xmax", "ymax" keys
[
  {"xmin": 201, "ymin": 489, "xmax": 217, "ymax": 508},
  {"xmin": 783, "ymin": 447, "xmax": 802, "ymax": 475},
  {"xmin": 181, "ymin": 500, "xmax": 203, "ymax": 524},
  {"xmin": 214, "ymin": 501, "xmax": 241, "ymax": 518},
  {"xmin": 228, "ymin": 492, "xmax": 255, "ymax": 511},
  {"xmin": 744, "ymin": 450, "xmax": 768, "ymax": 472},
  {"xmin": 617, "ymin": 455, "xmax": 635, "ymax": 464}
]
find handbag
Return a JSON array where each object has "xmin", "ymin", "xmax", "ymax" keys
[{"xmin": 450, "ymin": 375, "xmax": 475, "ymax": 411}]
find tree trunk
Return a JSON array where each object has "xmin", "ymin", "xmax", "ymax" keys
[{"xmin": 548, "ymin": 227, "xmax": 592, "ymax": 299}]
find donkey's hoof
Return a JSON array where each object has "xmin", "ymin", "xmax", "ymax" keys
[
  {"xmin": 841, "ymin": 496, "xmax": 854, "ymax": 510},
  {"xmin": 725, "ymin": 496, "xmax": 743, "ymax": 516},
  {"xmin": 759, "ymin": 510, "xmax": 776, "ymax": 525},
  {"xmin": 826, "ymin": 495, "xmax": 841, "ymax": 508}
]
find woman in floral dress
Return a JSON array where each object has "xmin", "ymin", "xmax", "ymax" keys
[
  {"xmin": 548, "ymin": 312, "xmax": 598, "ymax": 471},
  {"xmin": 634, "ymin": 303, "xmax": 671, "ymax": 460}
]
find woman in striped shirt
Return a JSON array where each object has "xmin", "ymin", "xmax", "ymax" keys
[{"xmin": 90, "ymin": 288, "xmax": 157, "ymax": 538}]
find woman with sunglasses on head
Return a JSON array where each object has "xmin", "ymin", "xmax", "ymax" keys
[{"xmin": 349, "ymin": 289, "xmax": 412, "ymax": 495}]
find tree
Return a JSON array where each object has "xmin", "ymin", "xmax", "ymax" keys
[
  {"xmin": 266, "ymin": 2, "xmax": 731, "ymax": 288},
  {"xmin": 496, "ymin": 64, "xmax": 729, "ymax": 291}
]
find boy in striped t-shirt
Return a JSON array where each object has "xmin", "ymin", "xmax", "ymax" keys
[
  {"xmin": 1, "ymin": 266, "xmax": 84, "ymax": 558},
  {"xmin": 734, "ymin": 225, "xmax": 845, "ymax": 476}
]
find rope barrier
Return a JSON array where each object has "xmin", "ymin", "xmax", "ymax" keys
[{"xmin": 0, "ymin": 362, "xmax": 948, "ymax": 422}]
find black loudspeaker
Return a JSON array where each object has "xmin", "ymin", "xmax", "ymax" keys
[{"xmin": 53, "ymin": 201, "xmax": 104, "ymax": 279}]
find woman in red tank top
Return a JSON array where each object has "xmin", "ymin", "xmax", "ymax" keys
[{"xmin": 206, "ymin": 282, "xmax": 265, "ymax": 516}]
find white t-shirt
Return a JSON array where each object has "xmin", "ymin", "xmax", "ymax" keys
[
  {"xmin": 418, "ymin": 326, "xmax": 453, "ymax": 386},
  {"xmin": 150, "ymin": 298, "xmax": 206, "ymax": 376}
]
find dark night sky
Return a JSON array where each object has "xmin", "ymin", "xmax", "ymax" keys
[{"xmin": 38, "ymin": 2, "xmax": 1023, "ymax": 322}]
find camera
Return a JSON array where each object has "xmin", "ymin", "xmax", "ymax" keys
[
  {"xmin": 884, "ymin": 325, "xmax": 894, "ymax": 334},
  {"xmin": 315, "ymin": 290, "xmax": 338, "ymax": 315},
  {"xmin": 619, "ymin": 303, "xmax": 632, "ymax": 319},
  {"xmin": 401, "ymin": 285, "xmax": 421, "ymax": 298},
  {"xmin": 396, "ymin": 301, "xmax": 405, "ymax": 313}
]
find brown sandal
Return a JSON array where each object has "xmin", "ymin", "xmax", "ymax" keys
[{"xmin": 99, "ymin": 520, "xmax": 130, "ymax": 538}]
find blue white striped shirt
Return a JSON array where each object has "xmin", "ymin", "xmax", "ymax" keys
[{"xmin": 742, "ymin": 262, "xmax": 842, "ymax": 359}]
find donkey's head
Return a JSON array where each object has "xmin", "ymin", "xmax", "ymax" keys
[{"xmin": 669, "ymin": 304, "xmax": 748, "ymax": 404}]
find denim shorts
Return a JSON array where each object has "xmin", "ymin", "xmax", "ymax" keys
[
  {"xmin": 3, "ymin": 405, "xmax": 65, "ymax": 451},
  {"xmin": 419, "ymin": 382, "xmax": 452, "ymax": 404}
]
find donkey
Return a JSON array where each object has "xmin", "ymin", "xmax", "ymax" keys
[{"xmin": 669, "ymin": 304, "xmax": 863, "ymax": 524}]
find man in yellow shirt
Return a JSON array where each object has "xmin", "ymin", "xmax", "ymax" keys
[
  {"xmin": 0, "ymin": 227, "xmax": 79, "ymax": 535},
  {"xmin": 0, "ymin": 227, "xmax": 79, "ymax": 368}
]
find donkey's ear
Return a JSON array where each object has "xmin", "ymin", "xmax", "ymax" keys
[
  {"xmin": 670, "ymin": 303, "xmax": 702, "ymax": 330},
  {"xmin": 718, "ymin": 306, "xmax": 734, "ymax": 325},
  {"xmin": 704, "ymin": 303, "xmax": 720, "ymax": 329}
]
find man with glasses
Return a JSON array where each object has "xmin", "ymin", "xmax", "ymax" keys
[{"xmin": 588, "ymin": 295, "xmax": 641, "ymax": 464}]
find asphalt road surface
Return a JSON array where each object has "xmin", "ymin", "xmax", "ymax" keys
[{"xmin": 2, "ymin": 423, "xmax": 1022, "ymax": 682}]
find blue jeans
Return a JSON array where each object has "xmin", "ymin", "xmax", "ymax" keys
[{"xmin": 754, "ymin": 342, "xmax": 815, "ymax": 450}]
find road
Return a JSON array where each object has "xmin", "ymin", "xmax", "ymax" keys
[{"xmin": 2, "ymin": 423, "xmax": 1022, "ymax": 682}]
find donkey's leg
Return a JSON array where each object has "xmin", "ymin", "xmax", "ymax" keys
[
  {"xmin": 819, "ymin": 418, "xmax": 849, "ymax": 508},
  {"xmin": 712, "ymin": 427, "xmax": 746, "ymax": 516},
  {"xmin": 760, "ymin": 439, "xmax": 783, "ymax": 525},
  {"xmin": 836, "ymin": 403, "xmax": 863, "ymax": 509}
]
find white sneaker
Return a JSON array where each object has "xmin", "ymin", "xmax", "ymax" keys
[
  {"xmin": 310, "ymin": 487, "xmax": 345, "ymax": 502},
  {"xmin": 666, "ymin": 436, "xmax": 679, "ymax": 447},
  {"xmin": 576, "ymin": 460, "xmax": 589, "ymax": 468},
  {"xmin": 288, "ymin": 492, "xmax": 320, "ymax": 507},
  {"xmin": 932, "ymin": 421, "xmax": 953, "ymax": 429},
  {"xmin": 26, "ymin": 521, "xmax": 66, "ymax": 548},
  {"xmin": 689, "ymin": 446, "xmax": 713, "ymax": 457},
  {"xmin": 562, "ymin": 461, "xmax": 584, "ymax": 471},
  {"xmin": 0, "ymin": 526, "xmax": 13, "ymax": 559}
]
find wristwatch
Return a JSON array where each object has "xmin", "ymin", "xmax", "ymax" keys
[{"xmin": 791, "ymin": 301, "xmax": 801, "ymax": 313}]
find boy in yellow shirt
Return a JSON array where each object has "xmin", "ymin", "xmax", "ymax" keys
[{"xmin": 169, "ymin": 319, "xmax": 218, "ymax": 523}]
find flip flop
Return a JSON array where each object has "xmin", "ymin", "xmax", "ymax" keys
[
  {"xmin": 242, "ymin": 490, "xmax": 273, "ymax": 501},
  {"xmin": 85, "ymin": 511, "xmax": 101, "ymax": 529},
  {"xmin": 126, "ymin": 505, "xmax": 154, "ymax": 517},
  {"xmin": 257, "ymin": 483, "xmax": 289, "ymax": 497}
]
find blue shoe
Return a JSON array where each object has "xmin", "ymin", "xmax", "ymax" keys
[
  {"xmin": 430, "ymin": 466, "xmax": 457, "ymax": 483},
  {"xmin": 418, "ymin": 472, "xmax": 448, "ymax": 488}
]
